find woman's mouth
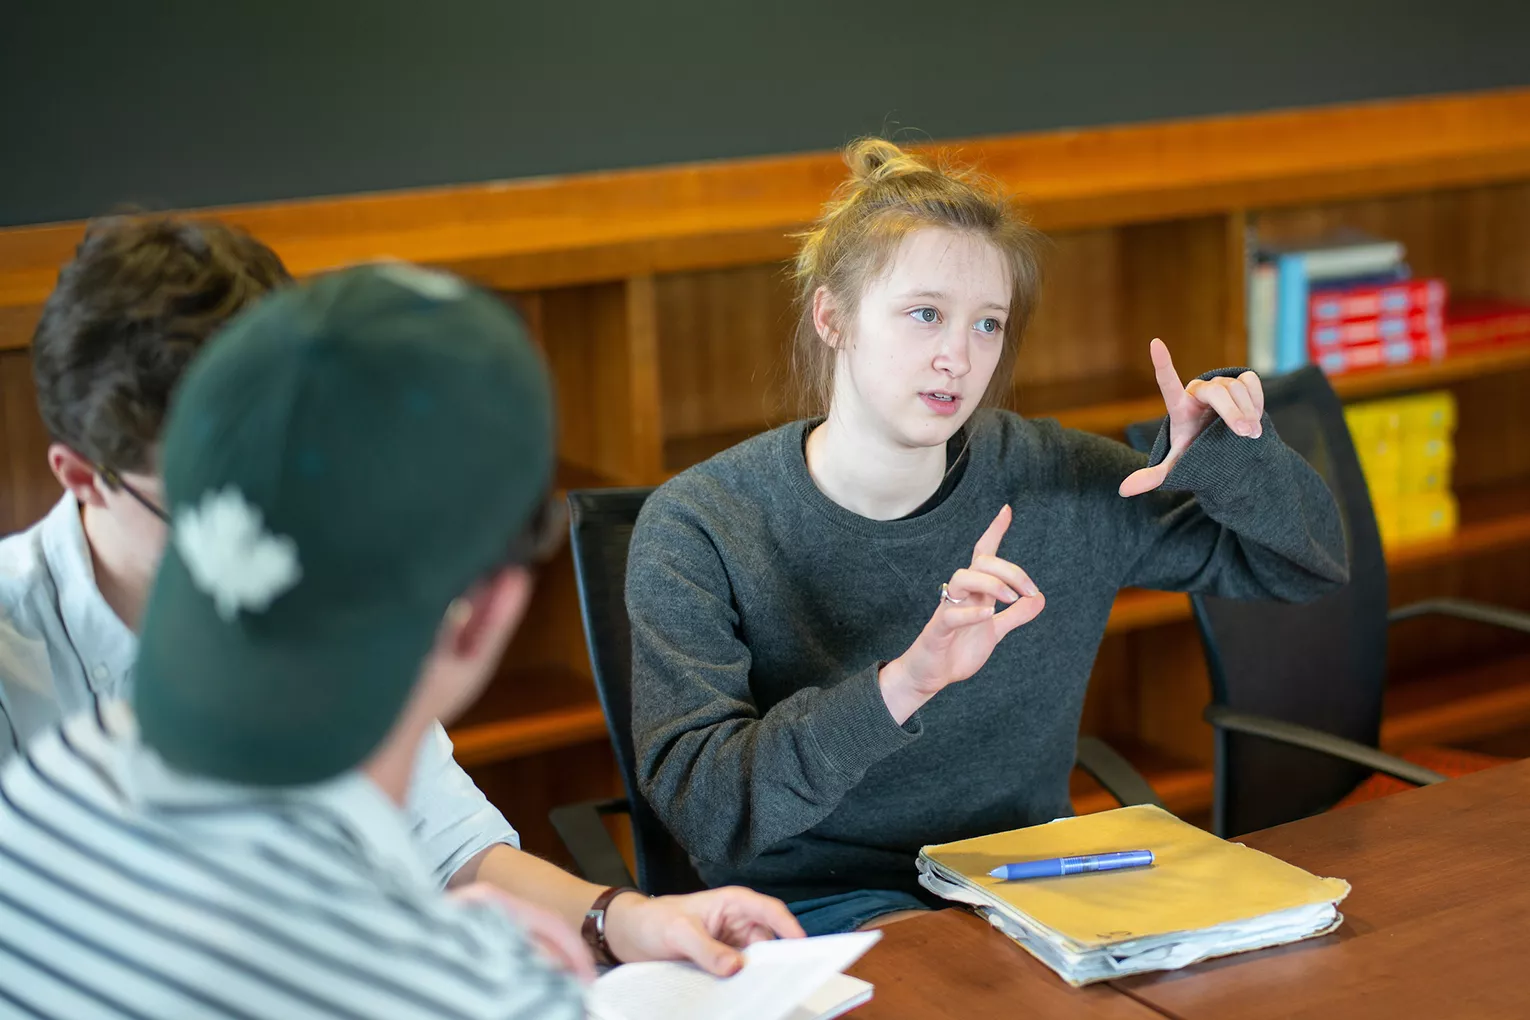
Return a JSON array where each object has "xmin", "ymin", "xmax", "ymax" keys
[{"xmin": 920, "ymin": 391, "xmax": 962, "ymax": 416}]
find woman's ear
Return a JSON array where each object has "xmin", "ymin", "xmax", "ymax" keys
[{"xmin": 811, "ymin": 286, "xmax": 841, "ymax": 349}]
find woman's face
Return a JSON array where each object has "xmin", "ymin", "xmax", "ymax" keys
[{"xmin": 822, "ymin": 227, "xmax": 1010, "ymax": 450}]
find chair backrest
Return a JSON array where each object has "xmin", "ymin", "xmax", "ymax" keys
[
  {"xmin": 566, "ymin": 488, "xmax": 705, "ymax": 894},
  {"xmin": 1126, "ymin": 367, "xmax": 1388, "ymax": 837}
]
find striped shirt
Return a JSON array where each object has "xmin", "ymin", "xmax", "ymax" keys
[
  {"xmin": 0, "ymin": 703, "xmax": 585, "ymax": 1020},
  {"xmin": 0, "ymin": 494, "xmax": 519, "ymax": 885}
]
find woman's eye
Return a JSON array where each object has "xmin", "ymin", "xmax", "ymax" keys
[
  {"xmin": 910, "ymin": 307, "xmax": 940, "ymax": 324},
  {"xmin": 976, "ymin": 317, "xmax": 1003, "ymax": 335}
]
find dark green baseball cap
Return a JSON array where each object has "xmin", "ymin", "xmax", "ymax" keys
[{"xmin": 134, "ymin": 262, "xmax": 555, "ymax": 785}]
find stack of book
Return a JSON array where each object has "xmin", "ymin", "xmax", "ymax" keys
[
  {"xmin": 1344, "ymin": 390, "xmax": 1458, "ymax": 546},
  {"xmin": 1247, "ymin": 228, "xmax": 1447, "ymax": 377},
  {"xmin": 1444, "ymin": 296, "xmax": 1530, "ymax": 355}
]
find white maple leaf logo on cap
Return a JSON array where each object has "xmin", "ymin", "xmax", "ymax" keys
[
  {"xmin": 372, "ymin": 261, "xmax": 467, "ymax": 301},
  {"xmin": 174, "ymin": 487, "xmax": 302, "ymax": 621}
]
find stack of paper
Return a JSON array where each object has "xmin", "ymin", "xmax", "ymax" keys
[
  {"xmin": 917, "ymin": 805, "xmax": 1349, "ymax": 986},
  {"xmin": 585, "ymin": 931, "xmax": 879, "ymax": 1020}
]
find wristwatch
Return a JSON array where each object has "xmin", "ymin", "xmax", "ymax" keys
[{"xmin": 582, "ymin": 886, "xmax": 644, "ymax": 966}]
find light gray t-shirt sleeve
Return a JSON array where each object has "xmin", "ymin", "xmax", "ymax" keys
[{"xmin": 405, "ymin": 723, "xmax": 520, "ymax": 886}]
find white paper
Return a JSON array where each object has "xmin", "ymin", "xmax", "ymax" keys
[
  {"xmin": 585, "ymin": 931, "xmax": 880, "ymax": 1020},
  {"xmin": 784, "ymin": 973, "xmax": 875, "ymax": 1020}
]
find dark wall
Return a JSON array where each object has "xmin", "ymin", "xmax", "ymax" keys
[{"xmin": 4, "ymin": 1, "xmax": 1528, "ymax": 227}]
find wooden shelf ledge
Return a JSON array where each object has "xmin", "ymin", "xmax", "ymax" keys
[
  {"xmin": 1382, "ymin": 651, "xmax": 1530, "ymax": 752},
  {"xmin": 1105, "ymin": 590, "xmax": 1191, "ymax": 635},
  {"xmin": 450, "ymin": 703, "xmax": 610, "ymax": 768},
  {"xmin": 6, "ymin": 88, "xmax": 1530, "ymax": 319},
  {"xmin": 448, "ymin": 665, "xmax": 609, "ymax": 767}
]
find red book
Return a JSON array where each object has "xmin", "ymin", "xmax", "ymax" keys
[
  {"xmin": 1446, "ymin": 297, "xmax": 1530, "ymax": 351},
  {"xmin": 1310, "ymin": 278, "xmax": 1446, "ymax": 324},
  {"xmin": 1312, "ymin": 328, "xmax": 1445, "ymax": 375},
  {"xmin": 1310, "ymin": 310, "xmax": 1443, "ymax": 349}
]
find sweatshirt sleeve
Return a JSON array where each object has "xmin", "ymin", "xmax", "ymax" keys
[
  {"xmin": 626, "ymin": 491, "xmax": 919, "ymax": 869},
  {"xmin": 1067, "ymin": 370, "xmax": 1350, "ymax": 599}
]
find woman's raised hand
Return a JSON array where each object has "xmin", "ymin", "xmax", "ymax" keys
[{"xmin": 878, "ymin": 505, "xmax": 1045, "ymax": 724}]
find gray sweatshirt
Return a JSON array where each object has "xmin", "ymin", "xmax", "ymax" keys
[{"xmin": 627, "ymin": 401, "xmax": 1348, "ymax": 904}]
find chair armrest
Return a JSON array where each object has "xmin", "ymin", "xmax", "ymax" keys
[
  {"xmin": 1204, "ymin": 705, "xmax": 1445, "ymax": 787},
  {"xmin": 549, "ymin": 797, "xmax": 637, "ymax": 889},
  {"xmin": 1388, "ymin": 597, "xmax": 1530, "ymax": 636},
  {"xmin": 1075, "ymin": 736, "xmax": 1166, "ymax": 809}
]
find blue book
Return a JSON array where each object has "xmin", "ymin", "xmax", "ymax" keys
[
  {"xmin": 1274, "ymin": 253, "xmax": 1309, "ymax": 374},
  {"xmin": 1260, "ymin": 231, "xmax": 1407, "ymax": 375}
]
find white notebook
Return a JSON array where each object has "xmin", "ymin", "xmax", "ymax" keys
[{"xmin": 585, "ymin": 931, "xmax": 879, "ymax": 1020}]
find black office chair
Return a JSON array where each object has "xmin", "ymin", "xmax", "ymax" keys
[
  {"xmin": 1126, "ymin": 365, "xmax": 1530, "ymax": 837},
  {"xmin": 551, "ymin": 487, "xmax": 1167, "ymax": 895}
]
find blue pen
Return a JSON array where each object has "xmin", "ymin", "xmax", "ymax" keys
[{"xmin": 988, "ymin": 850, "xmax": 1154, "ymax": 881}]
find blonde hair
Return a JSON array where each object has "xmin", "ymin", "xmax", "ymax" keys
[{"xmin": 790, "ymin": 138, "xmax": 1044, "ymax": 416}]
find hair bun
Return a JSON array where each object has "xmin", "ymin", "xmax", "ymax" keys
[{"xmin": 843, "ymin": 137, "xmax": 928, "ymax": 186}]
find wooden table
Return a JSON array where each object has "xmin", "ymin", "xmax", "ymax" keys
[
  {"xmin": 846, "ymin": 759, "xmax": 1530, "ymax": 1018},
  {"xmin": 846, "ymin": 908, "xmax": 1161, "ymax": 1019},
  {"xmin": 1118, "ymin": 757, "xmax": 1530, "ymax": 1019}
]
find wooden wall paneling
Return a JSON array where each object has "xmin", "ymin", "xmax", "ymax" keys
[
  {"xmin": 0, "ymin": 305, "xmax": 41, "ymax": 355},
  {"xmin": 1223, "ymin": 210, "xmax": 1253, "ymax": 366},
  {"xmin": 464, "ymin": 743, "xmax": 628, "ymax": 870},
  {"xmin": 0, "ymin": 351, "xmax": 60, "ymax": 535},
  {"xmin": 655, "ymin": 262, "xmax": 796, "ymax": 465},
  {"xmin": 623, "ymin": 276, "xmax": 665, "ymax": 485},
  {"xmin": 1129, "ymin": 622, "xmax": 1216, "ymax": 769},
  {"xmin": 507, "ymin": 290, "xmax": 545, "ymax": 350},
  {"xmin": 1119, "ymin": 215, "xmax": 1238, "ymax": 383},
  {"xmin": 453, "ymin": 540, "xmax": 601, "ymax": 729},
  {"xmin": 1449, "ymin": 369, "xmax": 1530, "ymax": 491},
  {"xmin": 1386, "ymin": 544, "xmax": 1530, "ymax": 683},
  {"xmin": 538, "ymin": 277, "xmax": 664, "ymax": 486},
  {"xmin": 1078, "ymin": 633, "xmax": 1138, "ymax": 746},
  {"xmin": 1013, "ymin": 228, "xmax": 1128, "ymax": 411}
]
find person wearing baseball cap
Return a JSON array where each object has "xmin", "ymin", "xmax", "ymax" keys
[{"xmin": 0, "ymin": 263, "xmax": 800, "ymax": 1019}]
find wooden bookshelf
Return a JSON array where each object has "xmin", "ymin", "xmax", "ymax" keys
[{"xmin": 3, "ymin": 88, "xmax": 1529, "ymax": 855}]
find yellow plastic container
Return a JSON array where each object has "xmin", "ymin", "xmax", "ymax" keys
[
  {"xmin": 1346, "ymin": 390, "xmax": 1457, "ymax": 508},
  {"xmin": 1343, "ymin": 403, "xmax": 1387, "ymax": 452},
  {"xmin": 1391, "ymin": 491, "xmax": 1459, "ymax": 544},
  {"xmin": 1396, "ymin": 436, "xmax": 1453, "ymax": 493},
  {"xmin": 1357, "ymin": 444, "xmax": 1403, "ymax": 500},
  {"xmin": 1393, "ymin": 390, "xmax": 1458, "ymax": 438},
  {"xmin": 1371, "ymin": 496, "xmax": 1401, "ymax": 547}
]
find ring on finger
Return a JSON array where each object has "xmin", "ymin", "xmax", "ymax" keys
[{"xmin": 940, "ymin": 582, "xmax": 964, "ymax": 606}]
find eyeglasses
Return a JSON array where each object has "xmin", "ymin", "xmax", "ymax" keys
[
  {"xmin": 93, "ymin": 460, "xmax": 566, "ymax": 564},
  {"xmin": 95, "ymin": 465, "xmax": 171, "ymax": 524},
  {"xmin": 507, "ymin": 492, "xmax": 568, "ymax": 566}
]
